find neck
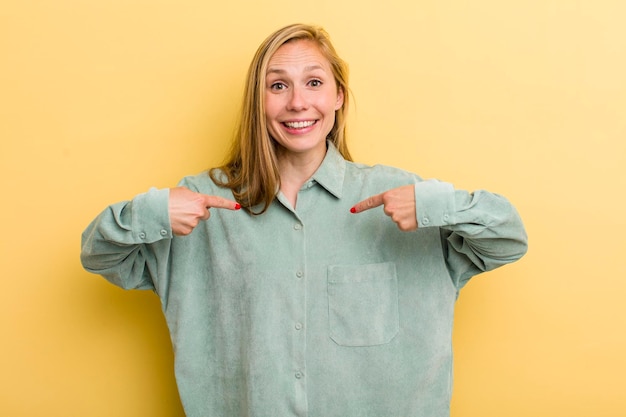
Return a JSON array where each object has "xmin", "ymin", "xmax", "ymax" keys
[{"xmin": 277, "ymin": 147, "xmax": 326, "ymax": 208}]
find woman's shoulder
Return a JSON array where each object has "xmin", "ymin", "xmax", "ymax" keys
[
  {"xmin": 178, "ymin": 169, "xmax": 230, "ymax": 195},
  {"xmin": 345, "ymin": 159, "xmax": 424, "ymax": 183}
]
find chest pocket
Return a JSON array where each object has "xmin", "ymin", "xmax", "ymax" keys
[{"xmin": 327, "ymin": 262, "xmax": 399, "ymax": 347}]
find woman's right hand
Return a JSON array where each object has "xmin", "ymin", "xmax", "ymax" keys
[{"xmin": 168, "ymin": 186, "xmax": 241, "ymax": 236}]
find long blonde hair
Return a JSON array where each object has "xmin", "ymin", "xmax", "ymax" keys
[{"xmin": 210, "ymin": 23, "xmax": 352, "ymax": 214}]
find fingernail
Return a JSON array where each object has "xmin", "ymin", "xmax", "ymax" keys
[
  {"xmin": 235, "ymin": 203, "xmax": 241, "ymax": 210},
  {"xmin": 350, "ymin": 207, "xmax": 356, "ymax": 213}
]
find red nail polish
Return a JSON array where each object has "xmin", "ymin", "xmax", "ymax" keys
[
  {"xmin": 235, "ymin": 203, "xmax": 241, "ymax": 210},
  {"xmin": 350, "ymin": 207, "xmax": 356, "ymax": 213}
]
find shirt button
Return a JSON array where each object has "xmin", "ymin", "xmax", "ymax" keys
[
  {"xmin": 294, "ymin": 223, "xmax": 302, "ymax": 230},
  {"xmin": 160, "ymin": 229, "xmax": 168, "ymax": 236},
  {"xmin": 295, "ymin": 323, "xmax": 303, "ymax": 330},
  {"xmin": 296, "ymin": 271, "xmax": 304, "ymax": 278},
  {"xmin": 422, "ymin": 217, "xmax": 430, "ymax": 225},
  {"xmin": 139, "ymin": 232, "xmax": 146, "ymax": 239},
  {"xmin": 295, "ymin": 371, "xmax": 303, "ymax": 379}
]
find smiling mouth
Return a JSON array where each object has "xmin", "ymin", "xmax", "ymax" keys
[{"xmin": 283, "ymin": 120, "xmax": 316, "ymax": 129}]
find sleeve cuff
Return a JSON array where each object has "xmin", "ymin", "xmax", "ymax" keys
[
  {"xmin": 414, "ymin": 180, "xmax": 455, "ymax": 228},
  {"xmin": 131, "ymin": 187, "xmax": 173, "ymax": 243}
]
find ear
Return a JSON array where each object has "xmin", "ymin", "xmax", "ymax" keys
[{"xmin": 335, "ymin": 87, "xmax": 345, "ymax": 110}]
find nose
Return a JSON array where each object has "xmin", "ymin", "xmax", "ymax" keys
[{"xmin": 287, "ymin": 86, "xmax": 308, "ymax": 112}]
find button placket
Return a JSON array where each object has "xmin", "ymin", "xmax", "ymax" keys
[{"xmin": 290, "ymin": 215, "xmax": 307, "ymax": 415}]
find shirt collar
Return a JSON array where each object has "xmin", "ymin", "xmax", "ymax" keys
[{"xmin": 310, "ymin": 141, "xmax": 346, "ymax": 199}]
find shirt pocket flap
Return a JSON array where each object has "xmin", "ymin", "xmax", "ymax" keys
[{"xmin": 327, "ymin": 262, "xmax": 399, "ymax": 347}]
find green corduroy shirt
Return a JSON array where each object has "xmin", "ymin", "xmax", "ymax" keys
[{"xmin": 81, "ymin": 143, "xmax": 527, "ymax": 417}]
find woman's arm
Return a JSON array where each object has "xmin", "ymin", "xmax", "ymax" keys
[
  {"xmin": 80, "ymin": 188, "xmax": 172, "ymax": 290},
  {"xmin": 351, "ymin": 179, "xmax": 528, "ymax": 289}
]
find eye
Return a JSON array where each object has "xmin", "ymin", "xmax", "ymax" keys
[
  {"xmin": 269, "ymin": 82, "xmax": 287, "ymax": 91},
  {"xmin": 309, "ymin": 79, "xmax": 323, "ymax": 87}
]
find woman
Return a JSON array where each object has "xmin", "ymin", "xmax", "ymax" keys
[{"xmin": 81, "ymin": 23, "xmax": 527, "ymax": 417}]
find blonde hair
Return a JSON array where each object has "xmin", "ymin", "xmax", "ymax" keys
[{"xmin": 210, "ymin": 23, "xmax": 351, "ymax": 214}]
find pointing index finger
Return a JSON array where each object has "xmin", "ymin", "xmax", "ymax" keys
[
  {"xmin": 350, "ymin": 193, "xmax": 384, "ymax": 214},
  {"xmin": 203, "ymin": 195, "xmax": 241, "ymax": 211}
]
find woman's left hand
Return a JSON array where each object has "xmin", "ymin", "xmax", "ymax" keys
[{"xmin": 350, "ymin": 184, "xmax": 418, "ymax": 231}]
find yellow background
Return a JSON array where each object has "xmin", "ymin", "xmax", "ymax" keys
[{"xmin": 2, "ymin": 0, "xmax": 625, "ymax": 415}]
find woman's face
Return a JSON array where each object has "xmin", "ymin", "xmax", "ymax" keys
[{"xmin": 264, "ymin": 39, "xmax": 344, "ymax": 161}]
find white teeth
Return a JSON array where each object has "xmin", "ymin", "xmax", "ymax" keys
[{"xmin": 284, "ymin": 120, "xmax": 315, "ymax": 129}]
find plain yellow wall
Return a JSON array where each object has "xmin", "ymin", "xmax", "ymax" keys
[{"xmin": 2, "ymin": 0, "xmax": 625, "ymax": 415}]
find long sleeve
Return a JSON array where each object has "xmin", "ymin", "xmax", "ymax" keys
[
  {"xmin": 413, "ymin": 179, "xmax": 528, "ymax": 290},
  {"xmin": 80, "ymin": 187, "xmax": 173, "ymax": 290}
]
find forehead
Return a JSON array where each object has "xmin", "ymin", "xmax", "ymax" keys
[{"xmin": 267, "ymin": 39, "xmax": 331, "ymax": 72}]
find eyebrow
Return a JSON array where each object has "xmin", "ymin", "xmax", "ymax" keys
[{"xmin": 266, "ymin": 65, "xmax": 326, "ymax": 76}]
